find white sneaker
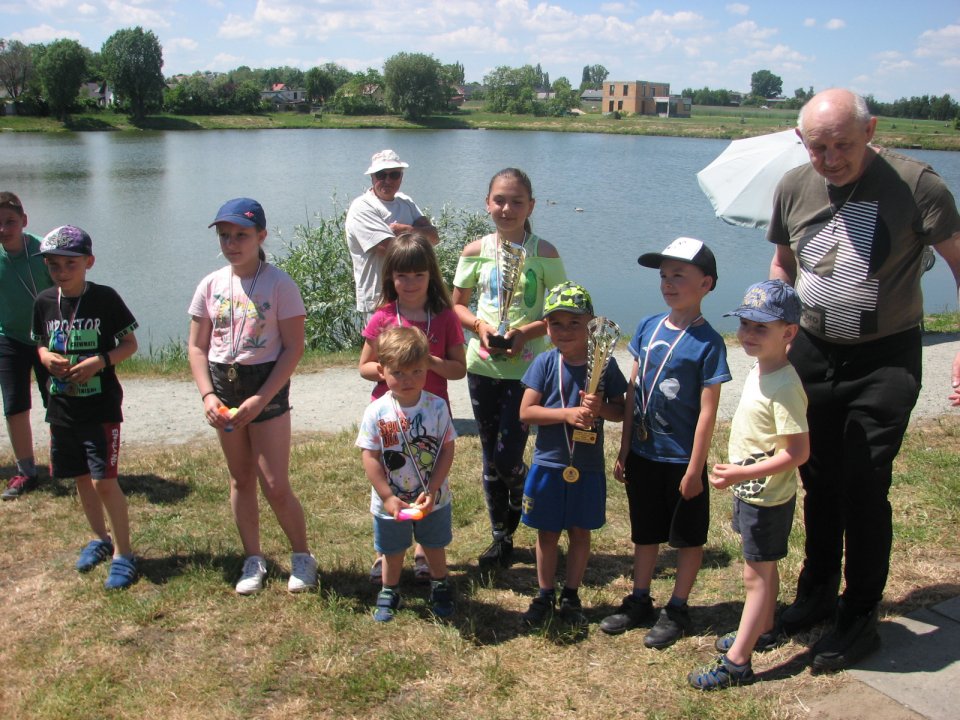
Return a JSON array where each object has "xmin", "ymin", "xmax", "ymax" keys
[
  {"xmin": 235, "ymin": 555, "xmax": 267, "ymax": 595},
  {"xmin": 288, "ymin": 552, "xmax": 318, "ymax": 593}
]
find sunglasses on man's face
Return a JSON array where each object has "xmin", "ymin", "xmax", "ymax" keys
[{"xmin": 374, "ymin": 170, "xmax": 403, "ymax": 181}]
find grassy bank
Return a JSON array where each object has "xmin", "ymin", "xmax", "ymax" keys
[
  {"xmin": 3, "ymin": 105, "xmax": 958, "ymax": 150},
  {"xmin": 1, "ymin": 414, "xmax": 958, "ymax": 719}
]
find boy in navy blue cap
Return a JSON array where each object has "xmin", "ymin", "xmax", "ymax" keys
[
  {"xmin": 688, "ymin": 279, "xmax": 809, "ymax": 689},
  {"xmin": 32, "ymin": 225, "xmax": 140, "ymax": 589}
]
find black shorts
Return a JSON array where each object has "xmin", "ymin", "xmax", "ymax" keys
[
  {"xmin": 732, "ymin": 494, "xmax": 797, "ymax": 562},
  {"xmin": 0, "ymin": 335, "xmax": 48, "ymax": 416},
  {"xmin": 49, "ymin": 422, "xmax": 121, "ymax": 480},
  {"xmin": 624, "ymin": 452, "xmax": 709, "ymax": 547},
  {"xmin": 209, "ymin": 361, "xmax": 290, "ymax": 423}
]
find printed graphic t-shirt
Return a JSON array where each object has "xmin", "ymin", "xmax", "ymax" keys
[
  {"xmin": 356, "ymin": 390, "xmax": 457, "ymax": 519},
  {"xmin": 32, "ymin": 282, "xmax": 138, "ymax": 425}
]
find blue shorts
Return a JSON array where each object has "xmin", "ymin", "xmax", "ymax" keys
[
  {"xmin": 0, "ymin": 335, "xmax": 48, "ymax": 416},
  {"xmin": 732, "ymin": 494, "xmax": 797, "ymax": 562},
  {"xmin": 373, "ymin": 502, "xmax": 453, "ymax": 556},
  {"xmin": 49, "ymin": 422, "xmax": 121, "ymax": 481},
  {"xmin": 521, "ymin": 463, "xmax": 606, "ymax": 532}
]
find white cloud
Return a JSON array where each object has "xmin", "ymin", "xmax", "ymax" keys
[
  {"xmin": 265, "ymin": 25, "xmax": 299, "ymax": 48},
  {"xmin": 728, "ymin": 20, "xmax": 778, "ymax": 44},
  {"xmin": 254, "ymin": 0, "xmax": 304, "ymax": 25},
  {"xmin": 639, "ymin": 9, "xmax": 704, "ymax": 28},
  {"xmin": 803, "ymin": 18, "xmax": 816, "ymax": 27},
  {"xmin": 77, "ymin": 3, "xmax": 97, "ymax": 15},
  {"xmin": 429, "ymin": 26, "xmax": 512, "ymax": 53},
  {"xmin": 726, "ymin": 4, "xmax": 750, "ymax": 16},
  {"xmin": 167, "ymin": 37, "xmax": 199, "ymax": 51},
  {"xmin": 206, "ymin": 52, "xmax": 242, "ymax": 71},
  {"xmin": 915, "ymin": 23, "xmax": 960, "ymax": 58},
  {"xmin": 103, "ymin": 0, "xmax": 170, "ymax": 28},
  {"xmin": 218, "ymin": 13, "xmax": 258, "ymax": 39},
  {"xmin": 825, "ymin": 19, "xmax": 845, "ymax": 30},
  {"xmin": 10, "ymin": 23, "xmax": 81, "ymax": 43},
  {"xmin": 600, "ymin": 2, "xmax": 629, "ymax": 12}
]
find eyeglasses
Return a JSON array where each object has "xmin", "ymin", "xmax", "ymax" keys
[{"xmin": 374, "ymin": 170, "xmax": 403, "ymax": 181}]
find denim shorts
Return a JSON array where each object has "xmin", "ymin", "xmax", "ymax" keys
[
  {"xmin": 49, "ymin": 422, "xmax": 121, "ymax": 480},
  {"xmin": 732, "ymin": 494, "xmax": 797, "ymax": 562},
  {"xmin": 373, "ymin": 502, "xmax": 453, "ymax": 555},
  {"xmin": 521, "ymin": 464, "xmax": 606, "ymax": 532},
  {"xmin": 209, "ymin": 361, "xmax": 290, "ymax": 423}
]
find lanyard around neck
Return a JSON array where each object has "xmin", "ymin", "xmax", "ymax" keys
[
  {"xmin": 229, "ymin": 261, "xmax": 262, "ymax": 362},
  {"xmin": 56, "ymin": 285, "xmax": 86, "ymax": 350},
  {"xmin": 389, "ymin": 397, "xmax": 448, "ymax": 495},
  {"xmin": 638, "ymin": 314, "xmax": 702, "ymax": 419},
  {"xmin": 557, "ymin": 355, "xmax": 579, "ymax": 464},
  {"xmin": 396, "ymin": 304, "xmax": 430, "ymax": 337},
  {"xmin": 7, "ymin": 235, "xmax": 38, "ymax": 300}
]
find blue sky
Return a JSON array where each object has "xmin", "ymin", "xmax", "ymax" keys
[{"xmin": 2, "ymin": 1, "xmax": 958, "ymax": 102}]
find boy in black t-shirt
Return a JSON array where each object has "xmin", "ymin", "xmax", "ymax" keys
[{"xmin": 32, "ymin": 226, "xmax": 140, "ymax": 590}]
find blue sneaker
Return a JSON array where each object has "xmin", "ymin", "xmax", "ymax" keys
[
  {"xmin": 104, "ymin": 555, "xmax": 137, "ymax": 590},
  {"xmin": 715, "ymin": 629, "xmax": 781, "ymax": 653},
  {"xmin": 373, "ymin": 588, "xmax": 401, "ymax": 623},
  {"xmin": 688, "ymin": 655, "xmax": 755, "ymax": 690},
  {"xmin": 76, "ymin": 539, "xmax": 114, "ymax": 573},
  {"xmin": 429, "ymin": 581, "xmax": 455, "ymax": 618}
]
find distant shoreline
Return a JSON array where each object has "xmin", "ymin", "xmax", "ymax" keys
[{"xmin": 3, "ymin": 108, "xmax": 958, "ymax": 151}]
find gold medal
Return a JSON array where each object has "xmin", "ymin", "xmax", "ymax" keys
[
  {"xmin": 635, "ymin": 417, "xmax": 648, "ymax": 442},
  {"xmin": 562, "ymin": 466, "xmax": 580, "ymax": 483},
  {"xmin": 227, "ymin": 364, "xmax": 238, "ymax": 382}
]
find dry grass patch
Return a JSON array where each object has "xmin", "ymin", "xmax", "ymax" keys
[{"xmin": 1, "ymin": 418, "xmax": 958, "ymax": 719}]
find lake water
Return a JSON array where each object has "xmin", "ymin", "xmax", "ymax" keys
[{"xmin": 2, "ymin": 129, "xmax": 958, "ymax": 346}]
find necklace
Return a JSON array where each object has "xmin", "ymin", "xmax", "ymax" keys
[
  {"xmin": 636, "ymin": 313, "xmax": 702, "ymax": 442},
  {"xmin": 227, "ymin": 261, "xmax": 262, "ymax": 381},
  {"xmin": 824, "ymin": 178, "xmax": 861, "ymax": 235}
]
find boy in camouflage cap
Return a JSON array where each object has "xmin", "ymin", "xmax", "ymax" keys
[{"xmin": 517, "ymin": 281, "xmax": 628, "ymax": 627}]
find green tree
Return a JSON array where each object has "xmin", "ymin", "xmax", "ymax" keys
[
  {"xmin": 483, "ymin": 65, "xmax": 539, "ymax": 113},
  {"xmin": 164, "ymin": 74, "xmax": 215, "ymax": 114},
  {"xmin": 580, "ymin": 63, "xmax": 608, "ymax": 90},
  {"xmin": 441, "ymin": 61, "xmax": 465, "ymax": 86},
  {"xmin": 750, "ymin": 69, "xmax": 782, "ymax": 99},
  {"xmin": 0, "ymin": 39, "xmax": 33, "ymax": 99},
  {"xmin": 101, "ymin": 27, "xmax": 165, "ymax": 120},
  {"xmin": 305, "ymin": 66, "xmax": 336, "ymax": 104},
  {"xmin": 382, "ymin": 52, "xmax": 445, "ymax": 120},
  {"xmin": 35, "ymin": 39, "xmax": 86, "ymax": 120}
]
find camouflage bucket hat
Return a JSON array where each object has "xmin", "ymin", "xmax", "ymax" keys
[{"xmin": 543, "ymin": 281, "xmax": 594, "ymax": 318}]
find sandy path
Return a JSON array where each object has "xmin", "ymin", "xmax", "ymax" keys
[{"xmin": 3, "ymin": 336, "xmax": 958, "ymax": 449}]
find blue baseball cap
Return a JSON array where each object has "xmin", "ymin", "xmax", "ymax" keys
[
  {"xmin": 724, "ymin": 279, "xmax": 802, "ymax": 324},
  {"xmin": 36, "ymin": 225, "xmax": 93, "ymax": 256},
  {"xmin": 209, "ymin": 198, "xmax": 266, "ymax": 228}
]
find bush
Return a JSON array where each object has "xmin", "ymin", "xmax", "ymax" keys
[{"xmin": 274, "ymin": 205, "xmax": 491, "ymax": 352}]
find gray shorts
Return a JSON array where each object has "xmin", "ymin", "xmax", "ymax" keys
[{"xmin": 731, "ymin": 494, "xmax": 796, "ymax": 562}]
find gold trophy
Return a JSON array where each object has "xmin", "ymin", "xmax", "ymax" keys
[
  {"xmin": 571, "ymin": 316, "xmax": 621, "ymax": 446},
  {"xmin": 487, "ymin": 239, "xmax": 527, "ymax": 349}
]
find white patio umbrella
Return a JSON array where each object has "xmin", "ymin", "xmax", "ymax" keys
[{"xmin": 696, "ymin": 129, "xmax": 810, "ymax": 229}]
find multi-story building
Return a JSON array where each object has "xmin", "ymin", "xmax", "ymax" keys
[{"xmin": 603, "ymin": 80, "xmax": 690, "ymax": 117}]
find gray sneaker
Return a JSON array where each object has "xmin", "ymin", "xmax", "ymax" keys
[{"xmin": 235, "ymin": 555, "xmax": 267, "ymax": 595}]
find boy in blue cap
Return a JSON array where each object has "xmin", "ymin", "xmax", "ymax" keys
[
  {"xmin": 32, "ymin": 225, "xmax": 140, "ymax": 589},
  {"xmin": 688, "ymin": 279, "xmax": 809, "ymax": 689}
]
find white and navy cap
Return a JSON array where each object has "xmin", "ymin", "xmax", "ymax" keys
[{"xmin": 638, "ymin": 237, "xmax": 718, "ymax": 290}]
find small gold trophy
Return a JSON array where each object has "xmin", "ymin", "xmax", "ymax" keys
[
  {"xmin": 487, "ymin": 239, "xmax": 527, "ymax": 349},
  {"xmin": 571, "ymin": 316, "xmax": 621, "ymax": 446}
]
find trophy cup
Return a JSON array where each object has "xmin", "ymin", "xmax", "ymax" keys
[
  {"xmin": 487, "ymin": 239, "xmax": 527, "ymax": 349},
  {"xmin": 571, "ymin": 316, "xmax": 621, "ymax": 447}
]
